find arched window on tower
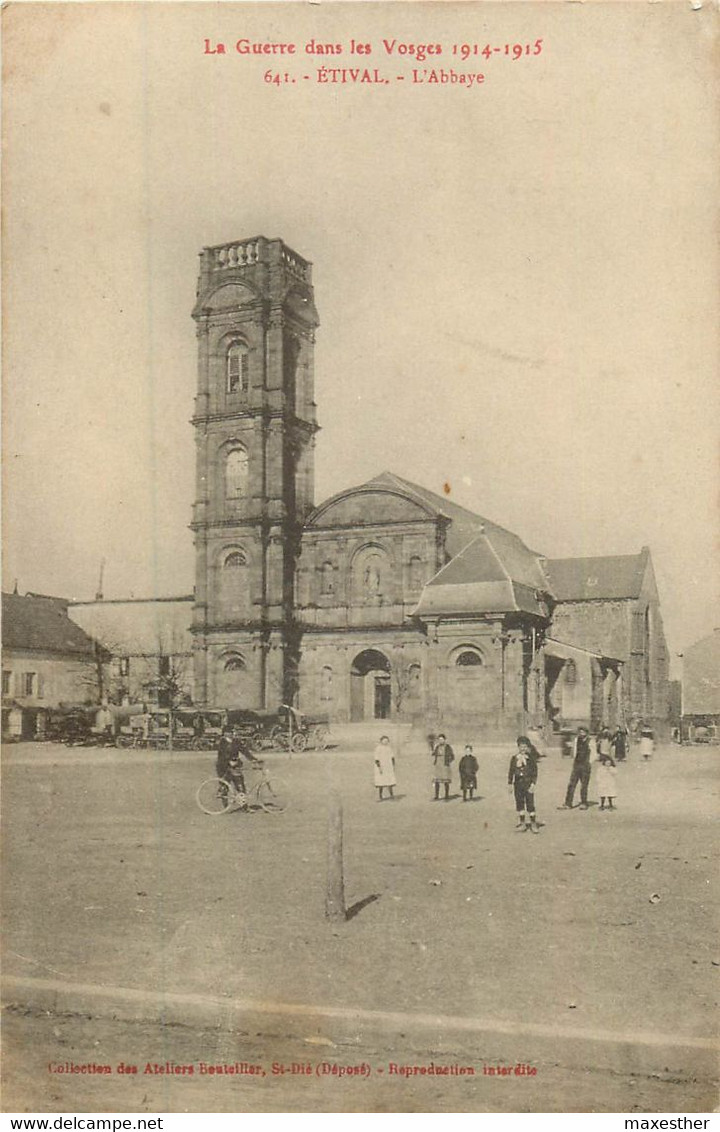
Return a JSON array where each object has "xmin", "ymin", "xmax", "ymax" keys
[
  {"xmin": 456, "ymin": 649, "xmax": 483, "ymax": 667},
  {"xmin": 226, "ymin": 342, "xmax": 249, "ymax": 394},
  {"xmin": 225, "ymin": 447, "xmax": 248, "ymax": 500},
  {"xmin": 224, "ymin": 654, "xmax": 246, "ymax": 672},
  {"xmin": 221, "ymin": 548, "xmax": 249, "ymax": 613},
  {"xmin": 224, "ymin": 549, "xmax": 247, "ymax": 570}
]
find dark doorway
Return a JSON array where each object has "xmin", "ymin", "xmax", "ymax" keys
[
  {"xmin": 350, "ymin": 648, "xmax": 391, "ymax": 722},
  {"xmin": 374, "ymin": 675, "xmax": 391, "ymax": 719}
]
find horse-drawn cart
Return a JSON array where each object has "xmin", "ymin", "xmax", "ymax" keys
[{"xmin": 245, "ymin": 705, "xmax": 332, "ymax": 752}]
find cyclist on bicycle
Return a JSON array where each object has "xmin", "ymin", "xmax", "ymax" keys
[{"xmin": 216, "ymin": 727, "xmax": 261, "ymax": 804}]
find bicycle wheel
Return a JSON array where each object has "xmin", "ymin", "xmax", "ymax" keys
[
  {"xmin": 291, "ymin": 732, "xmax": 307, "ymax": 752},
  {"xmin": 257, "ymin": 778, "xmax": 288, "ymax": 813},
  {"xmin": 196, "ymin": 777, "xmax": 233, "ymax": 815}
]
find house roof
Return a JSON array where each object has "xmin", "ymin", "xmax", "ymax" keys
[
  {"xmin": 543, "ymin": 549, "xmax": 649, "ymax": 601},
  {"xmin": 2, "ymin": 592, "xmax": 99, "ymax": 658}
]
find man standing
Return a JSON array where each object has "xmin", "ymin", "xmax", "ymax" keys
[{"xmin": 559, "ymin": 726, "xmax": 592, "ymax": 809}]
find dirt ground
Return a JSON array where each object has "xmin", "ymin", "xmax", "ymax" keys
[{"xmin": 2, "ymin": 739, "xmax": 718, "ymax": 1112}]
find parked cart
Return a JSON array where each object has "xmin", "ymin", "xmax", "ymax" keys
[{"xmin": 240, "ymin": 705, "xmax": 333, "ymax": 752}]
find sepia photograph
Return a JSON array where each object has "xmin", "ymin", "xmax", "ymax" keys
[{"xmin": 2, "ymin": 1, "xmax": 719, "ymax": 1115}]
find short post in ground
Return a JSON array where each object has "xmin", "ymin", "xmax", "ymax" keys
[{"xmin": 325, "ymin": 791, "xmax": 346, "ymax": 921}]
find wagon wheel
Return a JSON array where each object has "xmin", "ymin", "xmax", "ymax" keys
[
  {"xmin": 249, "ymin": 730, "xmax": 266, "ymax": 752},
  {"xmin": 270, "ymin": 725, "xmax": 290, "ymax": 750},
  {"xmin": 291, "ymin": 732, "xmax": 307, "ymax": 752},
  {"xmin": 312, "ymin": 725, "xmax": 331, "ymax": 750}
]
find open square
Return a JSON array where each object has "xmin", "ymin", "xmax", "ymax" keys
[{"xmin": 2, "ymin": 738, "xmax": 718, "ymax": 1111}]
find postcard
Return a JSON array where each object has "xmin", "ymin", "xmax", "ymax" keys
[{"xmin": 2, "ymin": 1, "xmax": 718, "ymax": 1115}]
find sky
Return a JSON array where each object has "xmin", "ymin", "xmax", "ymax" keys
[{"xmin": 3, "ymin": 1, "xmax": 718, "ymax": 667}]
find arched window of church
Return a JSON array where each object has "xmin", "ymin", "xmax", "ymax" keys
[
  {"xmin": 224, "ymin": 549, "xmax": 247, "ymax": 570},
  {"xmin": 225, "ymin": 447, "xmax": 248, "ymax": 500},
  {"xmin": 320, "ymin": 665, "xmax": 333, "ymax": 701},
  {"xmin": 321, "ymin": 561, "xmax": 335, "ymax": 596},
  {"xmin": 224, "ymin": 654, "xmax": 245, "ymax": 672},
  {"xmin": 565, "ymin": 660, "xmax": 577, "ymax": 685},
  {"xmin": 227, "ymin": 342, "xmax": 249, "ymax": 394},
  {"xmin": 456, "ymin": 649, "xmax": 483, "ymax": 667},
  {"xmin": 409, "ymin": 556, "xmax": 423, "ymax": 591}
]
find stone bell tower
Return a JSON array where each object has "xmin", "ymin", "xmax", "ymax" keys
[{"xmin": 190, "ymin": 236, "xmax": 319, "ymax": 709}]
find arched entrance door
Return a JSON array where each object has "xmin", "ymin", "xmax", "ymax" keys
[{"xmin": 350, "ymin": 649, "xmax": 391, "ymax": 722}]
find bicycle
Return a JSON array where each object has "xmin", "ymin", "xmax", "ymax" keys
[{"xmin": 195, "ymin": 761, "xmax": 288, "ymax": 816}]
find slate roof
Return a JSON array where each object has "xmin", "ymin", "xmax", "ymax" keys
[
  {"xmin": 369, "ymin": 472, "xmax": 544, "ymax": 561},
  {"xmin": 544, "ymin": 549, "xmax": 649, "ymax": 602},
  {"xmin": 412, "ymin": 533, "xmax": 551, "ymax": 619},
  {"xmin": 2, "ymin": 592, "xmax": 99, "ymax": 658}
]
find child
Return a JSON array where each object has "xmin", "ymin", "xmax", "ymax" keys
[
  {"xmin": 373, "ymin": 735, "xmax": 397, "ymax": 801},
  {"xmin": 508, "ymin": 736, "xmax": 540, "ymax": 833},
  {"xmin": 595, "ymin": 751, "xmax": 618, "ymax": 810},
  {"xmin": 458, "ymin": 744, "xmax": 479, "ymax": 801},
  {"xmin": 640, "ymin": 728, "xmax": 655, "ymax": 760}
]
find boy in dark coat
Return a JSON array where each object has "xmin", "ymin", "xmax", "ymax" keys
[
  {"xmin": 458, "ymin": 744, "xmax": 479, "ymax": 801},
  {"xmin": 508, "ymin": 736, "xmax": 540, "ymax": 833}
]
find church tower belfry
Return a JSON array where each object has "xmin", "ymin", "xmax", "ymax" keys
[{"xmin": 190, "ymin": 236, "xmax": 319, "ymax": 709}]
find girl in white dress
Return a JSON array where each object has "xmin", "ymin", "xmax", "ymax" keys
[
  {"xmin": 595, "ymin": 752, "xmax": 618, "ymax": 810},
  {"xmin": 373, "ymin": 735, "xmax": 397, "ymax": 801}
]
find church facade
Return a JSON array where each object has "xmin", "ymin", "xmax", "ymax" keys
[{"xmin": 187, "ymin": 235, "xmax": 670, "ymax": 738}]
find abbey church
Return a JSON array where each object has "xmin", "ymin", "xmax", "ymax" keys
[
  {"xmin": 66, "ymin": 236, "xmax": 669, "ymax": 738},
  {"xmin": 184, "ymin": 236, "xmax": 669, "ymax": 736}
]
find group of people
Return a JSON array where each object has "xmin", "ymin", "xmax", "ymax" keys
[
  {"xmin": 373, "ymin": 733, "xmax": 482, "ymax": 804},
  {"xmin": 372, "ymin": 724, "xmax": 653, "ymax": 832}
]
